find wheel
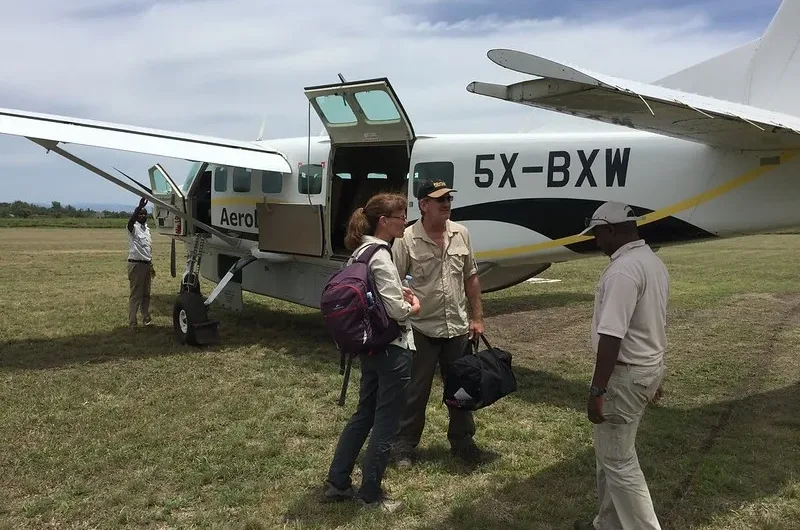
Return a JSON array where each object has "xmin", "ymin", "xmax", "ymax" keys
[{"xmin": 173, "ymin": 291, "xmax": 211, "ymax": 346}]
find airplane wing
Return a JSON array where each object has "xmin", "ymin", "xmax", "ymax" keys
[
  {"xmin": 0, "ymin": 107, "xmax": 292, "ymax": 173},
  {"xmin": 0, "ymin": 105, "xmax": 295, "ymax": 249},
  {"xmin": 467, "ymin": 49, "xmax": 800, "ymax": 151},
  {"xmin": 26, "ymin": 138, "xmax": 241, "ymax": 248}
]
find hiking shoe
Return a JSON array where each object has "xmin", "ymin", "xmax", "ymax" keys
[
  {"xmin": 357, "ymin": 496, "xmax": 404, "ymax": 513},
  {"xmin": 143, "ymin": 318, "xmax": 153, "ymax": 326},
  {"xmin": 451, "ymin": 444, "xmax": 495, "ymax": 465},
  {"xmin": 321, "ymin": 480, "xmax": 356, "ymax": 503},
  {"xmin": 573, "ymin": 521, "xmax": 596, "ymax": 530},
  {"xmin": 395, "ymin": 453, "xmax": 413, "ymax": 470}
]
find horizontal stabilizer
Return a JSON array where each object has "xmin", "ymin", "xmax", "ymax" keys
[
  {"xmin": 467, "ymin": 49, "xmax": 800, "ymax": 150},
  {"xmin": 0, "ymin": 107, "xmax": 292, "ymax": 173}
]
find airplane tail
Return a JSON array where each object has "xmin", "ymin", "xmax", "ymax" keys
[{"xmin": 655, "ymin": 0, "xmax": 800, "ymax": 118}]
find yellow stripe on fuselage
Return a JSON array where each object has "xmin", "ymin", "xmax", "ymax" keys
[{"xmin": 474, "ymin": 150, "xmax": 799, "ymax": 260}]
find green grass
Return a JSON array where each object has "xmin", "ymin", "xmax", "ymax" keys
[
  {"xmin": 0, "ymin": 217, "xmax": 129, "ymax": 228},
  {"xmin": 1, "ymin": 228, "xmax": 799, "ymax": 529}
]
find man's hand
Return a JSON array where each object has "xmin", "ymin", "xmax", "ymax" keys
[
  {"xmin": 587, "ymin": 395, "xmax": 606, "ymax": 424},
  {"xmin": 468, "ymin": 319, "xmax": 484, "ymax": 341},
  {"xmin": 409, "ymin": 294, "xmax": 421, "ymax": 316},
  {"xmin": 402, "ymin": 287, "xmax": 414, "ymax": 304},
  {"xmin": 138, "ymin": 197, "xmax": 148, "ymax": 210}
]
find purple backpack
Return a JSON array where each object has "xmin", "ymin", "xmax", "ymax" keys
[{"xmin": 320, "ymin": 242, "xmax": 401, "ymax": 356}]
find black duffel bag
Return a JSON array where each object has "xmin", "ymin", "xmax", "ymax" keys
[{"xmin": 443, "ymin": 334, "xmax": 517, "ymax": 410}]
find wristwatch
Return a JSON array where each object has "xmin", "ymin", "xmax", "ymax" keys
[{"xmin": 589, "ymin": 386, "xmax": 607, "ymax": 397}]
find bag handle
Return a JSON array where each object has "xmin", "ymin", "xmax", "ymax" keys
[{"xmin": 470, "ymin": 333, "xmax": 493, "ymax": 353}]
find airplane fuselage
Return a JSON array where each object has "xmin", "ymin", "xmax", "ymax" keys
[{"xmin": 168, "ymin": 129, "xmax": 800, "ymax": 310}]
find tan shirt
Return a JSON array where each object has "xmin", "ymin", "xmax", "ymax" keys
[
  {"xmin": 392, "ymin": 219, "xmax": 479, "ymax": 339},
  {"xmin": 350, "ymin": 236, "xmax": 415, "ymax": 350},
  {"xmin": 591, "ymin": 239, "xmax": 670, "ymax": 367}
]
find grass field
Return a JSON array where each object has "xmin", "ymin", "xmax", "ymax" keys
[
  {"xmin": 0, "ymin": 217, "xmax": 129, "ymax": 229},
  {"xmin": 1, "ymin": 227, "xmax": 799, "ymax": 530}
]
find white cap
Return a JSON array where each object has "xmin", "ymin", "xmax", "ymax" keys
[{"xmin": 579, "ymin": 201, "xmax": 641, "ymax": 236}]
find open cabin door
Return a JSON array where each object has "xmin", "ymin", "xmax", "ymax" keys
[
  {"xmin": 303, "ymin": 78, "xmax": 416, "ymax": 147},
  {"xmin": 148, "ymin": 163, "xmax": 187, "ymax": 236},
  {"xmin": 303, "ymin": 78, "xmax": 416, "ymax": 257}
]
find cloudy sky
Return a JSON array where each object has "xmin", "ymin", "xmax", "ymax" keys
[{"xmin": 0, "ymin": 0, "xmax": 783, "ymax": 206}]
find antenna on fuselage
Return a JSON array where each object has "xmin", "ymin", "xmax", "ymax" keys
[{"xmin": 256, "ymin": 115, "xmax": 267, "ymax": 141}]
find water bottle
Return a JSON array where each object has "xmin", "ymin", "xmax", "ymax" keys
[
  {"xmin": 366, "ymin": 292, "xmax": 374, "ymax": 307},
  {"xmin": 402, "ymin": 275, "xmax": 413, "ymax": 289}
]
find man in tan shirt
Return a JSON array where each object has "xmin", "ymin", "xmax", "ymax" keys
[
  {"xmin": 390, "ymin": 179, "xmax": 491, "ymax": 467},
  {"xmin": 574, "ymin": 201, "xmax": 668, "ymax": 530}
]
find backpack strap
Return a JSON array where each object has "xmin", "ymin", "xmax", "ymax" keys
[
  {"xmin": 338, "ymin": 352, "xmax": 354, "ymax": 407},
  {"xmin": 354, "ymin": 242, "xmax": 391, "ymax": 265}
]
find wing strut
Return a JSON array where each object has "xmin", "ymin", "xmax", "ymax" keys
[{"xmin": 27, "ymin": 137, "xmax": 240, "ymax": 248}]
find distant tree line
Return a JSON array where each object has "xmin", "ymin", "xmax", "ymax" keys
[{"xmin": 0, "ymin": 201, "xmax": 132, "ymax": 219}]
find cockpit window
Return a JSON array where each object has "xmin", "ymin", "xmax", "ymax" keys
[{"xmin": 182, "ymin": 161, "xmax": 203, "ymax": 193}]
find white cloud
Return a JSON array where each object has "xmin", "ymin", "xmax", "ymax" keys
[{"xmin": 0, "ymin": 0, "xmax": 773, "ymax": 204}]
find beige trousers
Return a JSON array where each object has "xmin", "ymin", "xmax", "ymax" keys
[
  {"xmin": 593, "ymin": 361, "xmax": 665, "ymax": 530},
  {"xmin": 128, "ymin": 262, "xmax": 152, "ymax": 325}
]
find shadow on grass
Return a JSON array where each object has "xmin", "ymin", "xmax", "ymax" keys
[
  {"xmin": 0, "ymin": 291, "xmax": 590, "ymax": 378},
  {"xmin": 483, "ymin": 291, "xmax": 594, "ymax": 317},
  {"xmin": 400, "ymin": 382, "xmax": 800, "ymax": 530},
  {"xmin": 0, "ymin": 293, "xmax": 333, "ymax": 371}
]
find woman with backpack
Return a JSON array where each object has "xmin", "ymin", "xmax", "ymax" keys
[{"xmin": 322, "ymin": 192, "xmax": 420, "ymax": 513}]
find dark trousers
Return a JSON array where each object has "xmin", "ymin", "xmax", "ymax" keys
[
  {"xmin": 327, "ymin": 345, "xmax": 412, "ymax": 503},
  {"xmin": 393, "ymin": 330, "xmax": 476, "ymax": 453}
]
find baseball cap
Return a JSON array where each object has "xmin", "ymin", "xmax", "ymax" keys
[
  {"xmin": 416, "ymin": 179, "xmax": 457, "ymax": 200},
  {"xmin": 579, "ymin": 201, "xmax": 641, "ymax": 236}
]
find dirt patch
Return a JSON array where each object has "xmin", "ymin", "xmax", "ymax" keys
[{"xmin": 486, "ymin": 304, "xmax": 593, "ymax": 364}]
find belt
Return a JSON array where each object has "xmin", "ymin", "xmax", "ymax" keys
[
  {"xmin": 128, "ymin": 259, "xmax": 151, "ymax": 264},
  {"xmin": 616, "ymin": 360, "xmax": 639, "ymax": 366}
]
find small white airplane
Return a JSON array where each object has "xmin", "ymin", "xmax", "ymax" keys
[{"xmin": 1, "ymin": 1, "xmax": 798, "ymax": 346}]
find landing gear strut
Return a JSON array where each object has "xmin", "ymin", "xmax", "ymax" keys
[{"xmin": 173, "ymin": 236, "xmax": 219, "ymax": 346}]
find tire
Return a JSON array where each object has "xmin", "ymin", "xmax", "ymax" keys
[{"xmin": 173, "ymin": 291, "xmax": 208, "ymax": 346}]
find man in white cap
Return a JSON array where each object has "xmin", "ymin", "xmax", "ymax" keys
[{"xmin": 574, "ymin": 201, "xmax": 669, "ymax": 530}]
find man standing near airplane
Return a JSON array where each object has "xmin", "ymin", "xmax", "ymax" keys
[
  {"xmin": 127, "ymin": 197, "xmax": 154, "ymax": 328},
  {"xmin": 575, "ymin": 201, "xmax": 669, "ymax": 530},
  {"xmin": 390, "ymin": 179, "xmax": 491, "ymax": 467}
]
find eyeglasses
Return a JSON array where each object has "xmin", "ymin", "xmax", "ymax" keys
[
  {"xmin": 428, "ymin": 195, "xmax": 454, "ymax": 203},
  {"xmin": 383, "ymin": 214, "xmax": 407, "ymax": 222}
]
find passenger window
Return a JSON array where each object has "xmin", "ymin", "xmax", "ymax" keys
[
  {"xmin": 314, "ymin": 95, "xmax": 357, "ymax": 125},
  {"xmin": 299, "ymin": 164, "xmax": 323, "ymax": 195},
  {"xmin": 261, "ymin": 171, "xmax": 283, "ymax": 194},
  {"xmin": 354, "ymin": 90, "xmax": 401, "ymax": 122},
  {"xmin": 213, "ymin": 166, "xmax": 228, "ymax": 192},
  {"xmin": 412, "ymin": 162, "xmax": 454, "ymax": 197},
  {"xmin": 232, "ymin": 167, "xmax": 251, "ymax": 193},
  {"xmin": 367, "ymin": 173, "xmax": 387, "ymax": 179}
]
